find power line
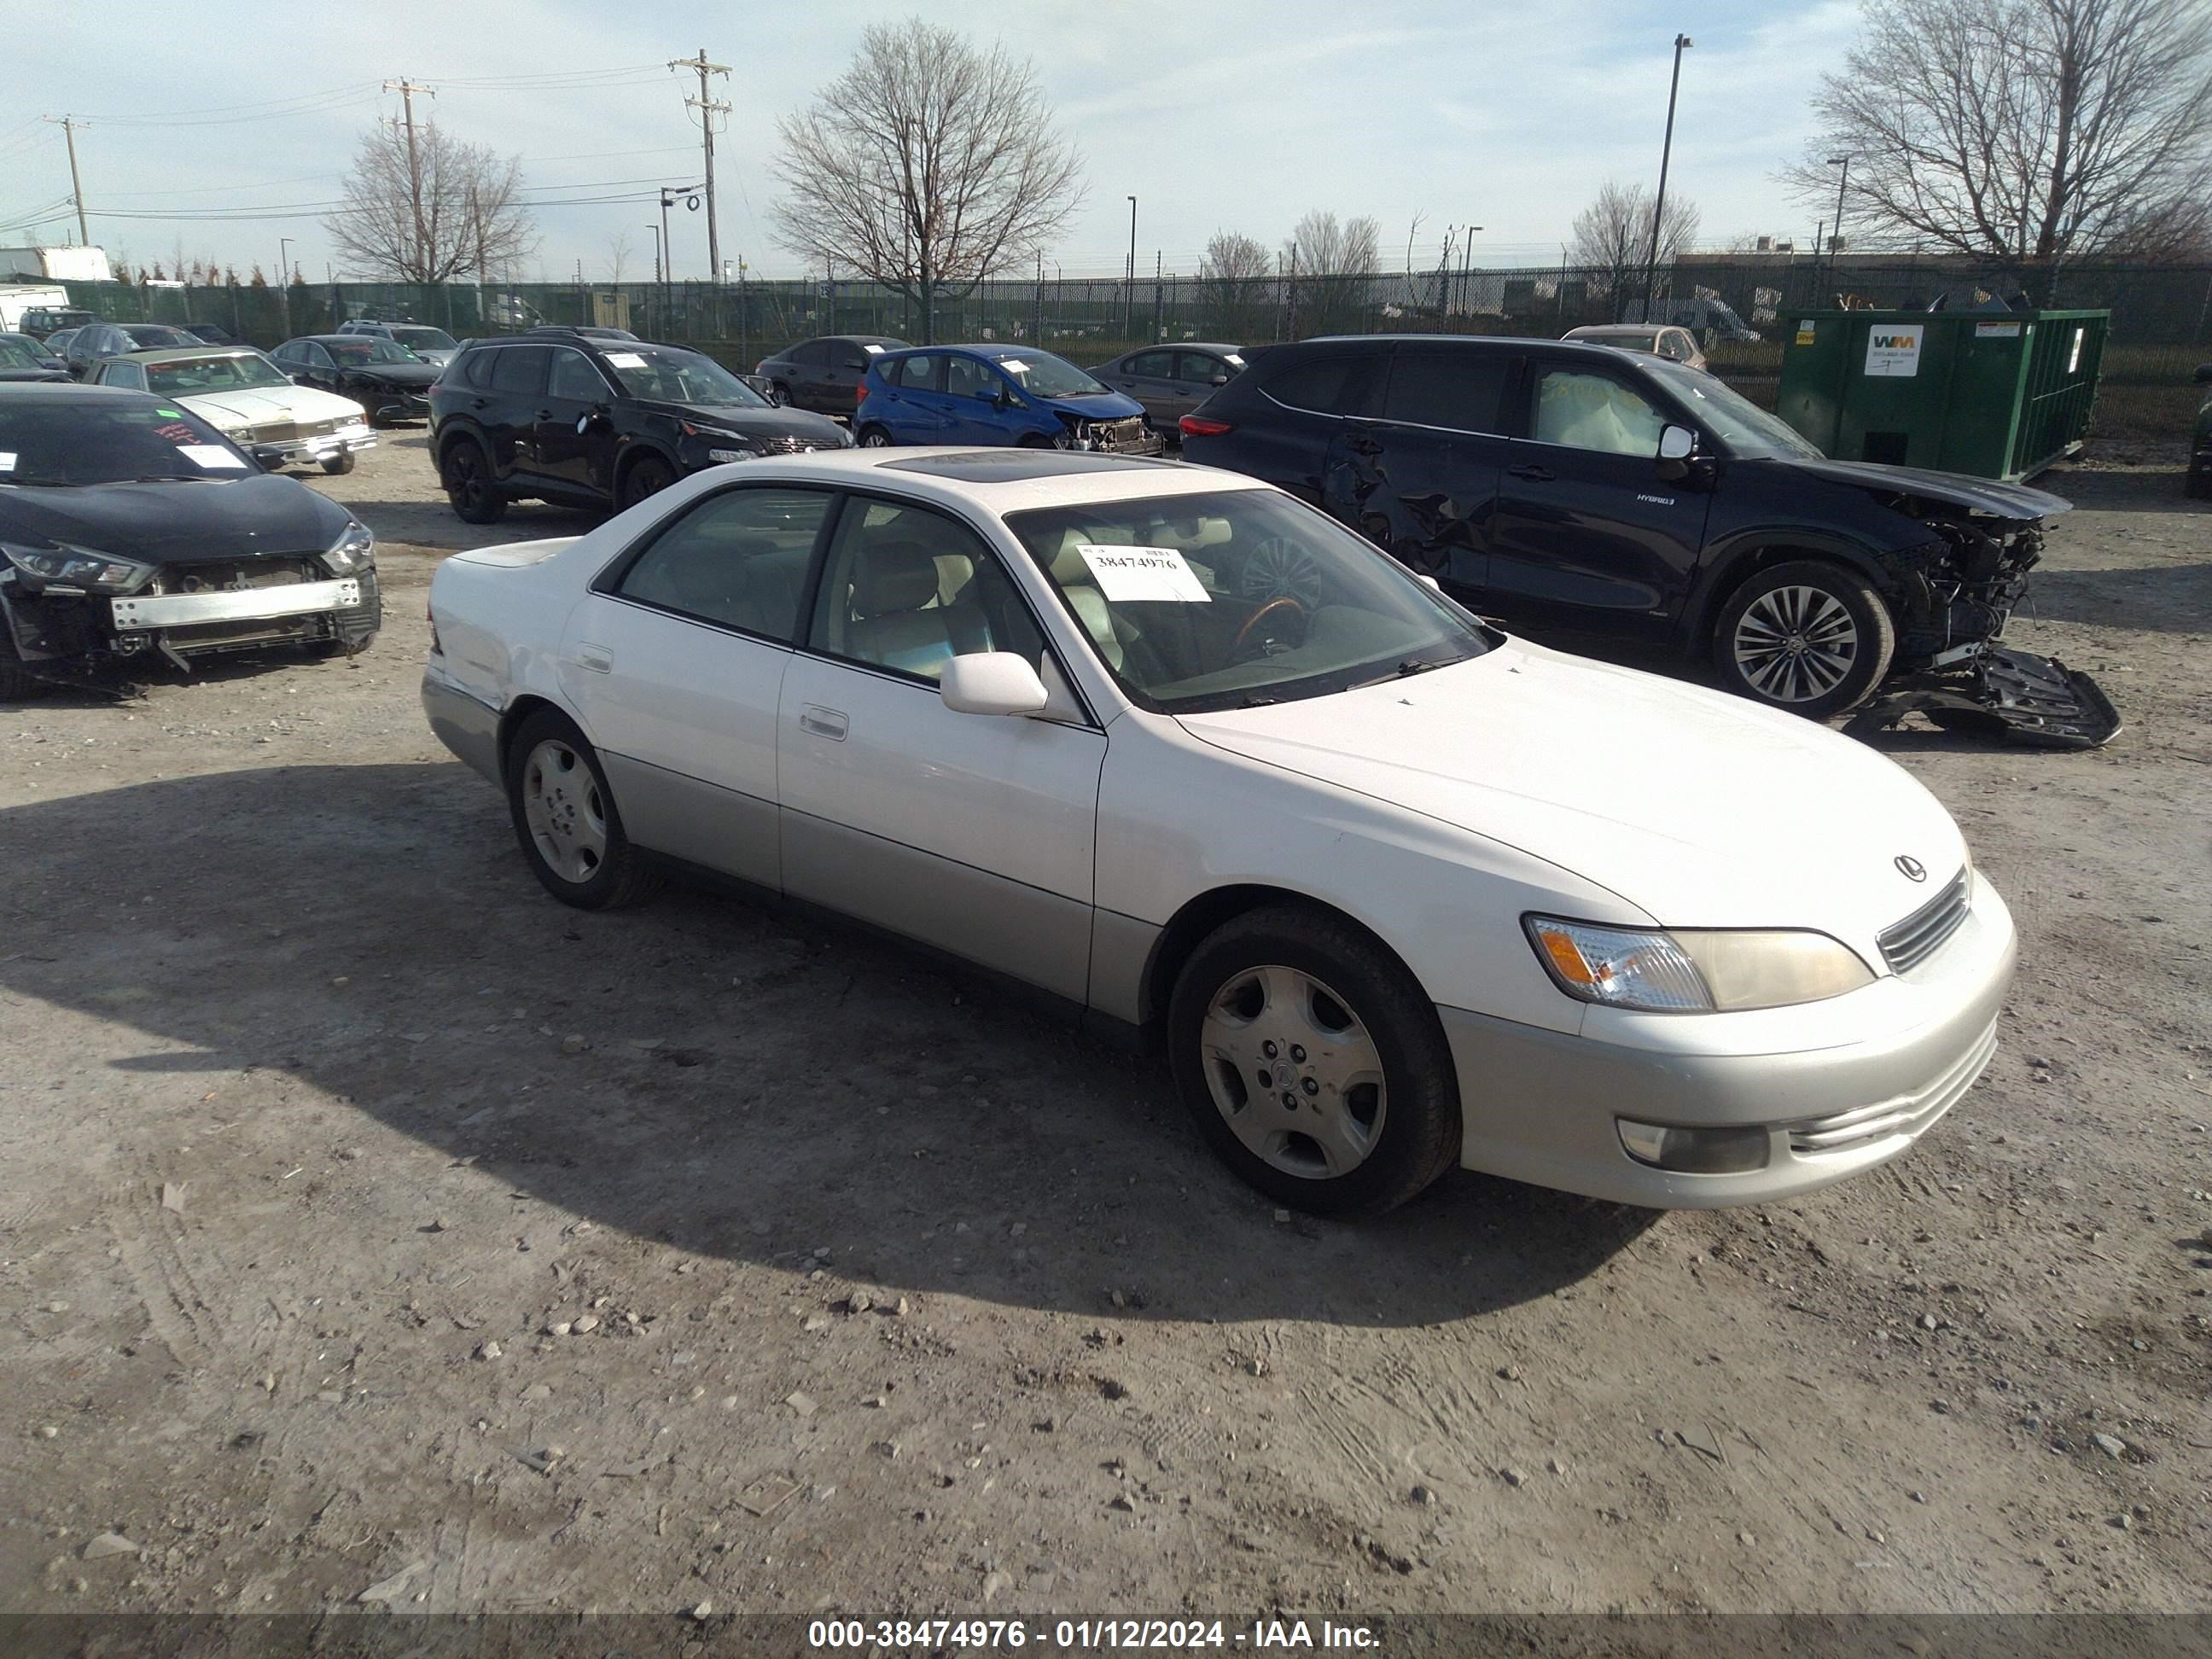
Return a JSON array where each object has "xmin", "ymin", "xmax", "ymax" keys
[{"xmin": 40, "ymin": 116, "xmax": 90, "ymax": 244}]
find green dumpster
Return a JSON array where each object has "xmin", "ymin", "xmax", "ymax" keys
[{"xmin": 1774, "ymin": 307, "xmax": 2108, "ymax": 481}]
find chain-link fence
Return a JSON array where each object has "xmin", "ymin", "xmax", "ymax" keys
[{"xmin": 41, "ymin": 255, "xmax": 2212, "ymax": 436}]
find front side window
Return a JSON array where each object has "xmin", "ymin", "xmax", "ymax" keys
[
  {"xmin": 614, "ymin": 487, "xmax": 832, "ymax": 642},
  {"xmin": 943, "ymin": 354, "xmax": 996, "ymax": 401},
  {"xmin": 1178, "ymin": 351, "xmax": 1235, "ymax": 385},
  {"xmin": 1530, "ymin": 368, "xmax": 1668, "ymax": 456},
  {"xmin": 329, "ymin": 338, "xmax": 422, "ymax": 365},
  {"xmin": 546, "ymin": 349, "xmax": 605, "ymax": 402},
  {"xmin": 1382, "ymin": 349, "xmax": 1508, "ymax": 433},
  {"xmin": 807, "ymin": 498, "xmax": 1044, "ymax": 683},
  {"xmin": 1005, "ymin": 487, "xmax": 1492, "ymax": 713}
]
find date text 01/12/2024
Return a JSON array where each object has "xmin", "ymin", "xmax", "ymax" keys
[{"xmin": 806, "ymin": 1618, "xmax": 1380, "ymax": 1650}]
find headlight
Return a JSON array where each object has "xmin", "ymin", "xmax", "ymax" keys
[
  {"xmin": 224, "ymin": 424, "xmax": 262, "ymax": 445},
  {"xmin": 0, "ymin": 540, "xmax": 156, "ymax": 593},
  {"xmin": 323, "ymin": 520, "xmax": 375, "ymax": 575},
  {"xmin": 1525, "ymin": 917, "xmax": 1875, "ymax": 1013}
]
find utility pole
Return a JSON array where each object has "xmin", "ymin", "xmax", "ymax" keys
[
  {"xmin": 671, "ymin": 49, "xmax": 731, "ymax": 284},
  {"xmin": 382, "ymin": 78, "xmax": 436, "ymax": 280},
  {"xmin": 42, "ymin": 116, "xmax": 90, "ymax": 245},
  {"xmin": 1639, "ymin": 34, "xmax": 1692, "ymax": 324}
]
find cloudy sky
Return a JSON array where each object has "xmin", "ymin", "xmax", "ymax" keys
[{"xmin": 0, "ymin": 0, "xmax": 1863, "ymax": 282}]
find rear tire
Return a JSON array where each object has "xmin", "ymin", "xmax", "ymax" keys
[
  {"xmin": 504, "ymin": 709, "xmax": 661, "ymax": 911},
  {"xmin": 1710, "ymin": 559, "xmax": 1895, "ymax": 719},
  {"xmin": 441, "ymin": 438, "xmax": 507, "ymax": 524},
  {"xmin": 855, "ymin": 425, "xmax": 894, "ymax": 448},
  {"xmin": 770, "ymin": 381, "xmax": 792, "ymax": 407},
  {"xmin": 1167, "ymin": 905, "xmax": 1462, "ymax": 1218}
]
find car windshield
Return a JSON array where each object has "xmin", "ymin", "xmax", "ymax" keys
[
  {"xmin": 145, "ymin": 353, "xmax": 291, "ymax": 393},
  {"xmin": 601, "ymin": 345, "xmax": 768, "ymax": 406},
  {"xmin": 1644, "ymin": 359, "xmax": 1822, "ymax": 459},
  {"xmin": 329, "ymin": 339, "xmax": 421, "ymax": 365},
  {"xmin": 992, "ymin": 352, "xmax": 1109, "ymax": 398},
  {"xmin": 388, "ymin": 326, "xmax": 457, "ymax": 351},
  {"xmin": 0, "ymin": 398, "xmax": 249, "ymax": 485},
  {"xmin": 123, "ymin": 325, "xmax": 195, "ymax": 348},
  {"xmin": 0, "ymin": 337, "xmax": 43, "ymax": 370},
  {"xmin": 1580, "ymin": 329, "xmax": 1659, "ymax": 349},
  {"xmin": 1006, "ymin": 487, "xmax": 1494, "ymax": 713}
]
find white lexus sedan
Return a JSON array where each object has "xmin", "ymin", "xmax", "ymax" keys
[{"xmin": 422, "ymin": 449, "xmax": 2016, "ymax": 1216}]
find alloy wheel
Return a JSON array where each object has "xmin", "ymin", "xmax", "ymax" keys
[
  {"xmin": 1731, "ymin": 584, "xmax": 1860, "ymax": 703},
  {"xmin": 520, "ymin": 739, "xmax": 608, "ymax": 884},
  {"xmin": 1199, "ymin": 964, "xmax": 1388, "ymax": 1179}
]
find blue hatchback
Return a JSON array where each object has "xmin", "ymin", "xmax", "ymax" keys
[{"xmin": 855, "ymin": 345, "xmax": 1162, "ymax": 454}]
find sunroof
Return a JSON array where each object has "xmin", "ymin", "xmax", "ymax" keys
[{"xmin": 878, "ymin": 451, "xmax": 1175, "ymax": 481}]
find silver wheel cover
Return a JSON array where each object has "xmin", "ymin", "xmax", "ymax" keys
[
  {"xmin": 1199, "ymin": 964, "xmax": 1388, "ymax": 1179},
  {"xmin": 521, "ymin": 739, "xmax": 608, "ymax": 885}
]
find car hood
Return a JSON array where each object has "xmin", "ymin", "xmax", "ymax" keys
[
  {"xmin": 1175, "ymin": 637, "xmax": 1966, "ymax": 943},
  {"xmin": 636, "ymin": 399, "xmax": 850, "ymax": 440},
  {"xmin": 1780, "ymin": 455, "xmax": 2070, "ymax": 520},
  {"xmin": 338, "ymin": 361, "xmax": 441, "ymax": 387},
  {"xmin": 0, "ymin": 474, "xmax": 350, "ymax": 562},
  {"xmin": 1037, "ymin": 390, "xmax": 1147, "ymax": 422},
  {"xmin": 176, "ymin": 384, "xmax": 368, "ymax": 429}
]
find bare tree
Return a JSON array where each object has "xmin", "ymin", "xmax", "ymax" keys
[
  {"xmin": 1787, "ymin": 0, "xmax": 2212, "ymax": 276},
  {"xmin": 604, "ymin": 229, "xmax": 635, "ymax": 284},
  {"xmin": 769, "ymin": 17, "xmax": 1085, "ymax": 343},
  {"xmin": 1197, "ymin": 230, "xmax": 1272, "ymax": 339},
  {"xmin": 1570, "ymin": 180, "xmax": 1702, "ymax": 296},
  {"xmin": 1283, "ymin": 210, "xmax": 1382, "ymax": 277},
  {"xmin": 324, "ymin": 119, "xmax": 538, "ymax": 283}
]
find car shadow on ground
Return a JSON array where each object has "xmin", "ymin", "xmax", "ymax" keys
[
  {"xmin": 0, "ymin": 763, "xmax": 1655, "ymax": 1330},
  {"xmin": 2041, "ymin": 465, "xmax": 2203, "ymax": 515},
  {"xmin": 2016, "ymin": 562, "xmax": 2212, "ymax": 633},
  {"xmin": 335, "ymin": 499, "xmax": 605, "ymax": 555}
]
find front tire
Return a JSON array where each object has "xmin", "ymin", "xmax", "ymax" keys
[
  {"xmin": 1711, "ymin": 559, "xmax": 1895, "ymax": 719},
  {"xmin": 0, "ymin": 626, "xmax": 48, "ymax": 701},
  {"xmin": 322, "ymin": 451, "xmax": 356, "ymax": 476},
  {"xmin": 1168, "ymin": 905, "xmax": 1462, "ymax": 1217},
  {"xmin": 441, "ymin": 438, "xmax": 507, "ymax": 524},
  {"xmin": 617, "ymin": 453, "xmax": 676, "ymax": 510},
  {"xmin": 504, "ymin": 710, "xmax": 661, "ymax": 911},
  {"xmin": 770, "ymin": 381, "xmax": 792, "ymax": 407}
]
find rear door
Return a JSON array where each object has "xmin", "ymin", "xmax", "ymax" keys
[
  {"xmin": 789, "ymin": 341, "xmax": 833, "ymax": 410},
  {"xmin": 1116, "ymin": 350, "xmax": 1179, "ymax": 427},
  {"xmin": 1487, "ymin": 356, "xmax": 1714, "ymax": 642},
  {"xmin": 558, "ymin": 483, "xmax": 836, "ymax": 888},
  {"xmin": 1215, "ymin": 346, "xmax": 1383, "ymax": 503},
  {"xmin": 882, "ymin": 352, "xmax": 952, "ymax": 442},
  {"xmin": 1321, "ymin": 342, "xmax": 1511, "ymax": 594},
  {"xmin": 481, "ymin": 344, "xmax": 551, "ymax": 486},
  {"xmin": 1171, "ymin": 351, "xmax": 1233, "ymax": 425}
]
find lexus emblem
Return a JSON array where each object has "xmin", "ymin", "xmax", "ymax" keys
[{"xmin": 1895, "ymin": 855, "xmax": 1928, "ymax": 882}]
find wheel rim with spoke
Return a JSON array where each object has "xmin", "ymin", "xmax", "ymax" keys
[
  {"xmin": 1732, "ymin": 585, "xmax": 1860, "ymax": 702},
  {"xmin": 448, "ymin": 449, "xmax": 483, "ymax": 506},
  {"xmin": 521, "ymin": 739, "xmax": 608, "ymax": 885},
  {"xmin": 859, "ymin": 429, "xmax": 889, "ymax": 446},
  {"xmin": 1199, "ymin": 964, "xmax": 1387, "ymax": 1180}
]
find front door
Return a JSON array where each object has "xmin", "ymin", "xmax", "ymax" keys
[
  {"xmin": 557, "ymin": 483, "xmax": 836, "ymax": 888},
  {"xmin": 1321, "ymin": 343, "xmax": 1511, "ymax": 597},
  {"xmin": 533, "ymin": 345, "xmax": 614, "ymax": 497},
  {"xmin": 1488, "ymin": 358, "xmax": 1713, "ymax": 642},
  {"xmin": 777, "ymin": 493, "xmax": 1105, "ymax": 1001},
  {"xmin": 941, "ymin": 353, "xmax": 1012, "ymax": 444}
]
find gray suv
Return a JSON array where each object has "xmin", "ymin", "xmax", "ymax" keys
[{"xmin": 336, "ymin": 320, "xmax": 460, "ymax": 369}]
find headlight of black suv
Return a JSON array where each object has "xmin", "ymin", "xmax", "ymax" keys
[
  {"xmin": 322, "ymin": 520, "xmax": 375, "ymax": 576},
  {"xmin": 0, "ymin": 540, "xmax": 158, "ymax": 593}
]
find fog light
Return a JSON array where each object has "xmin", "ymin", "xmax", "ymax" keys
[{"xmin": 1617, "ymin": 1119, "xmax": 1772, "ymax": 1174}]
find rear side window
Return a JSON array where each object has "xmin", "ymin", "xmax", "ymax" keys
[
  {"xmin": 455, "ymin": 347, "xmax": 498, "ymax": 388},
  {"xmin": 489, "ymin": 345, "xmax": 550, "ymax": 396},
  {"xmin": 892, "ymin": 354, "xmax": 941, "ymax": 392},
  {"xmin": 1126, "ymin": 351, "xmax": 1176, "ymax": 378},
  {"xmin": 614, "ymin": 487, "xmax": 834, "ymax": 643},
  {"xmin": 791, "ymin": 341, "xmax": 830, "ymax": 366},
  {"xmin": 1382, "ymin": 349, "xmax": 1510, "ymax": 434},
  {"xmin": 1259, "ymin": 353, "xmax": 1377, "ymax": 416}
]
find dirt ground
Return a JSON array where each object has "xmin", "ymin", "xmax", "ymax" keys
[{"xmin": 2, "ymin": 431, "xmax": 2208, "ymax": 1621}]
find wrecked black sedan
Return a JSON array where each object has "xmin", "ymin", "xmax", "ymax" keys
[
  {"xmin": 0, "ymin": 384, "xmax": 380, "ymax": 698},
  {"xmin": 1180, "ymin": 335, "xmax": 2114, "ymax": 745}
]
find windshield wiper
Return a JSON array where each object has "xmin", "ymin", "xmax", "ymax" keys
[
  {"xmin": 1236, "ymin": 692, "xmax": 1282, "ymax": 707},
  {"xmin": 1349, "ymin": 656, "xmax": 1449, "ymax": 690}
]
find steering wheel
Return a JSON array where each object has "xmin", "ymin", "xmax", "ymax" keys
[{"xmin": 1231, "ymin": 594, "xmax": 1309, "ymax": 658}]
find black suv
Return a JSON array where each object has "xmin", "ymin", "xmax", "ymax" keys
[
  {"xmin": 754, "ymin": 334, "xmax": 909, "ymax": 415},
  {"xmin": 1181, "ymin": 335, "xmax": 2075, "ymax": 721},
  {"xmin": 429, "ymin": 329, "xmax": 852, "ymax": 521}
]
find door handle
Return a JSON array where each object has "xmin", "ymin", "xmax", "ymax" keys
[
  {"xmin": 575, "ymin": 646, "xmax": 613, "ymax": 674},
  {"xmin": 1507, "ymin": 464, "xmax": 1557, "ymax": 482},
  {"xmin": 798, "ymin": 705, "xmax": 848, "ymax": 741}
]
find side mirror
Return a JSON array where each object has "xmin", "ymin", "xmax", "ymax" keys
[
  {"xmin": 940, "ymin": 652, "xmax": 1050, "ymax": 717},
  {"xmin": 2195, "ymin": 364, "xmax": 2212, "ymax": 384},
  {"xmin": 1658, "ymin": 424, "xmax": 1695, "ymax": 461},
  {"xmin": 1210, "ymin": 373, "xmax": 1230, "ymax": 387},
  {"xmin": 992, "ymin": 388, "xmax": 1013, "ymax": 410}
]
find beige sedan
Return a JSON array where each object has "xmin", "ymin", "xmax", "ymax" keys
[{"xmin": 1562, "ymin": 323, "xmax": 1709, "ymax": 371}]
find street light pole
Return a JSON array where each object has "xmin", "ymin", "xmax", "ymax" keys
[
  {"xmin": 1126, "ymin": 195, "xmax": 1138, "ymax": 341},
  {"xmin": 1640, "ymin": 32, "xmax": 1693, "ymax": 324},
  {"xmin": 1826, "ymin": 154, "xmax": 1850, "ymax": 297},
  {"xmin": 278, "ymin": 236, "xmax": 294, "ymax": 336}
]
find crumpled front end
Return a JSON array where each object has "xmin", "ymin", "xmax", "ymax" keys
[{"xmin": 1863, "ymin": 506, "xmax": 2118, "ymax": 748}]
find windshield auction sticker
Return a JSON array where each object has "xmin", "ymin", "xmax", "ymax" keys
[
  {"xmin": 604, "ymin": 352, "xmax": 647, "ymax": 368},
  {"xmin": 178, "ymin": 445, "xmax": 247, "ymax": 469},
  {"xmin": 1077, "ymin": 543, "xmax": 1211, "ymax": 603}
]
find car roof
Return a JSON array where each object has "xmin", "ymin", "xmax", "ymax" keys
[
  {"xmin": 119, "ymin": 346, "xmax": 269, "ymax": 363},
  {"xmin": 0, "ymin": 381, "xmax": 151, "ymax": 401},
  {"xmin": 1125, "ymin": 341, "xmax": 1243, "ymax": 354},
  {"xmin": 683, "ymin": 446, "xmax": 1270, "ymax": 516}
]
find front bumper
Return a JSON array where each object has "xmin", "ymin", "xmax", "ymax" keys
[
  {"xmin": 248, "ymin": 423, "xmax": 375, "ymax": 468},
  {"xmin": 111, "ymin": 579, "xmax": 361, "ymax": 631},
  {"xmin": 1441, "ymin": 876, "xmax": 2017, "ymax": 1208},
  {"xmin": 354, "ymin": 387, "xmax": 430, "ymax": 422},
  {"xmin": 1, "ymin": 567, "xmax": 380, "ymax": 678}
]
